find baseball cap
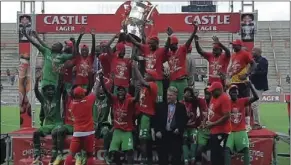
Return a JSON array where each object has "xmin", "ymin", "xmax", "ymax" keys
[
  {"xmin": 208, "ymin": 82, "xmax": 223, "ymax": 92},
  {"xmin": 229, "ymin": 84, "xmax": 238, "ymax": 91},
  {"xmin": 81, "ymin": 44, "xmax": 89, "ymax": 49},
  {"xmin": 65, "ymin": 40, "xmax": 73, "ymax": 47},
  {"xmin": 231, "ymin": 39, "xmax": 243, "ymax": 46},
  {"xmin": 213, "ymin": 44, "xmax": 222, "ymax": 49},
  {"xmin": 73, "ymin": 86, "xmax": 86, "ymax": 97},
  {"xmin": 170, "ymin": 36, "xmax": 179, "ymax": 44},
  {"xmin": 148, "ymin": 36, "xmax": 159, "ymax": 43}
]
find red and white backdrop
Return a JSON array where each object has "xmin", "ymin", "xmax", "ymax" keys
[
  {"xmin": 18, "ymin": 0, "xmax": 256, "ymax": 128},
  {"xmin": 13, "ymin": 128, "xmax": 276, "ymax": 165}
]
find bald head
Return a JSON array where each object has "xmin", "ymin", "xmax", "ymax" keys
[{"xmin": 252, "ymin": 47, "xmax": 262, "ymax": 58}]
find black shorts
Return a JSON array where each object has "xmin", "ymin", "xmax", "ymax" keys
[{"xmin": 209, "ymin": 133, "xmax": 229, "ymax": 165}]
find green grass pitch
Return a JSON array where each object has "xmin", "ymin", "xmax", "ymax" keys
[{"xmin": 0, "ymin": 103, "xmax": 290, "ymax": 164}]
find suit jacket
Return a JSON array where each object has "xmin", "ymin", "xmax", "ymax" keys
[
  {"xmin": 153, "ymin": 102, "xmax": 188, "ymax": 136},
  {"xmin": 250, "ymin": 56, "xmax": 269, "ymax": 91}
]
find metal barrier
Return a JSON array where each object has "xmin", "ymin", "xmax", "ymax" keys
[{"xmin": 268, "ymin": 25, "xmax": 282, "ymax": 86}]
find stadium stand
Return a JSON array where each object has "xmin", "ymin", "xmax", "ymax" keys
[{"xmin": 1, "ymin": 21, "xmax": 290, "ymax": 104}]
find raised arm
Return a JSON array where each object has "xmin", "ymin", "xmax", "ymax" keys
[
  {"xmin": 99, "ymin": 73, "xmax": 113, "ymax": 100},
  {"xmin": 76, "ymin": 27, "xmax": 85, "ymax": 54},
  {"xmin": 92, "ymin": 76, "xmax": 101, "ymax": 97},
  {"xmin": 133, "ymin": 81, "xmax": 141, "ymax": 103},
  {"xmin": 164, "ymin": 27, "xmax": 173, "ymax": 54},
  {"xmin": 133, "ymin": 61, "xmax": 149, "ymax": 88},
  {"xmin": 105, "ymin": 33, "xmax": 119, "ymax": 48},
  {"xmin": 71, "ymin": 37, "xmax": 77, "ymax": 56},
  {"xmin": 246, "ymin": 82, "xmax": 259, "ymax": 105},
  {"xmin": 90, "ymin": 29, "xmax": 96, "ymax": 56},
  {"xmin": 34, "ymin": 76, "xmax": 44, "ymax": 104},
  {"xmin": 127, "ymin": 34, "xmax": 142, "ymax": 49},
  {"xmin": 57, "ymin": 73, "xmax": 64, "ymax": 98},
  {"xmin": 22, "ymin": 26, "xmax": 43, "ymax": 51},
  {"xmin": 194, "ymin": 35, "xmax": 207, "ymax": 57},
  {"xmin": 32, "ymin": 30, "xmax": 50, "ymax": 49},
  {"xmin": 212, "ymin": 36, "xmax": 231, "ymax": 57},
  {"xmin": 185, "ymin": 22, "xmax": 198, "ymax": 49}
]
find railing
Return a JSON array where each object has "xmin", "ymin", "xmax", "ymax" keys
[{"xmin": 268, "ymin": 25, "xmax": 282, "ymax": 86}]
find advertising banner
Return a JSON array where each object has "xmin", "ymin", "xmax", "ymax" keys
[
  {"xmin": 13, "ymin": 136, "xmax": 274, "ymax": 165},
  {"xmin": 35, "ymin": 1, "xmax": 240, "ymax": 34},
  {"xmin": 18, "ymin": 13, "xmax": 33, "ymax": 128},
  {"xmin": 260, "ymin": 94, "xmax": 285, "ymax": 103}
]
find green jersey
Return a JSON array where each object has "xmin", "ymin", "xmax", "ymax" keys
[
  {"xmin": 38, "ymin": 87, "xmax": 62, "ymax": 125},
  {"xmin": 93, "ymin": 97, "xmax": 110, "ymax": 126},
  {"xmin": 38, "ymin": 46, "xmax": 73, "ymax": 88}
]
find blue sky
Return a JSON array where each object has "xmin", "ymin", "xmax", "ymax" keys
[{"xmin": 1, "ymin": 1, "xmax": 290, "ymax": 23}]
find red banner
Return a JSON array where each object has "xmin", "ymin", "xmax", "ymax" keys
[
  {"xmin": 231, "ymin": 138, "xmax": 274, "ymax": 165},
  {"xmin": 13, "ymin": 136, "xmax": 273, "ymax": 165},
  {"xmin": 18, "ymin": 42, "xmax": 32, "ymax": 128},
  {"xmin": 35, "ymin": 1, "xmax": 240, "ymax": 34}
]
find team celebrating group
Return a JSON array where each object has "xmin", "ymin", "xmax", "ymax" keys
[{"xmin": 21, "ymin": 20, "xmax": 261, "ymax": 165}]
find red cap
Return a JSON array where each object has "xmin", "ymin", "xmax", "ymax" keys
[
  {"xmin": 65, "ymin": 41, "xmax": 73, "ymax": 47},
  {"xmin": 146, "ymin": 70, "xmax": 158, "ymax": 79},
  {"xmin": 81, "ymin": 44, "xmax": 88, "ymax": 49},
  {"xmin": 170, "ymin": 36, "xmax": 179, "ymax": 44},
  {"xmin": 148, "ymin": 36, "xmax": 159, "ymax": 43},
  {"xmin": 208, "ymin": 82, "xmax": 223, "ymax": 92},
  {"xmin": 116, "ymin": 43, "xmax": 125, "ymax": 52},
  {"xmin": 73, "ymin": 86, "xmax": 86, "ymax": 97},
  {"xmin": 231, "ymin": 39, "xmax": 243, "ymax": 46},
  {"xmin": 213, "ymin": 44, "xmax": 221, "ymax": 49}
]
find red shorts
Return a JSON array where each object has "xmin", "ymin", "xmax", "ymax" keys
[{"xmin": 69, "ymin": 134, "xmax": 94, "ymax": 153}]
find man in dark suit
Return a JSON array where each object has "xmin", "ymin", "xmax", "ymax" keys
[
  {"xmin": 153, "ymin": 86, "xmax": 188, "ymax": 165},
  {"xmin": 250, "ymin": 47, "xmax": 268, "ymax": 129}
]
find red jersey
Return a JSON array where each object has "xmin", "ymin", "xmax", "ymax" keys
[
  {"xmin": 112, "ymin": 96, "xmax": 136, "ymax": 131},
  {"xmin": 230, "ymin": 98, "xmax": 249, "ymax": 132},
  {"xmin": 73, "ymin": 55, "xmax": 94, "ymax": 86},
  {"xmin": 229, "ymin": 50, "xmax": 253, "ymax": 76},
  {"xmin": 70, "ymin": 93, "xmax": 96, "ymax": 132},
  {"xmin": 112, "ymin": 56, "xmax": 132, "ymax": 87},
  {"xmin": 203, "ymin": 52, "xmax": 230, "ymax": 84},
  {"xmin": 140, "ymin": 45, "xmax": 168, "ymax": 80},
  {"xmin": 62, "ymin": 60, "xmax": 74, "ymax": 83},
  {"xmin": 65, "ymin": 95, "xmax": 74, "ymax": 125},
  {"xmin": 181, "ymin": 98, "xmax": 207, "ymax": 128},
  {"xmin": 208, "ymin": 93, "xmax": 231, "ymax": 134},
  {"xmin": 99, "ymin": 53, "xmax": 113, "ymax": 78},
  {"xmin": 138, "ymin": 82, "xmax": 158, "ymax": 116},
  {"xmin": 168, "ymin": 44, "xmax": 188, "ymax": 80}
]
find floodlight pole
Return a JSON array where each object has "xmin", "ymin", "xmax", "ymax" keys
[
  {"xmin": 289, "ymin": 1, "xmax": 291, "ymax": 142},
  {"xmin": 20, "ymin": 0, "xmax": 37, "ymax": 128}
]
